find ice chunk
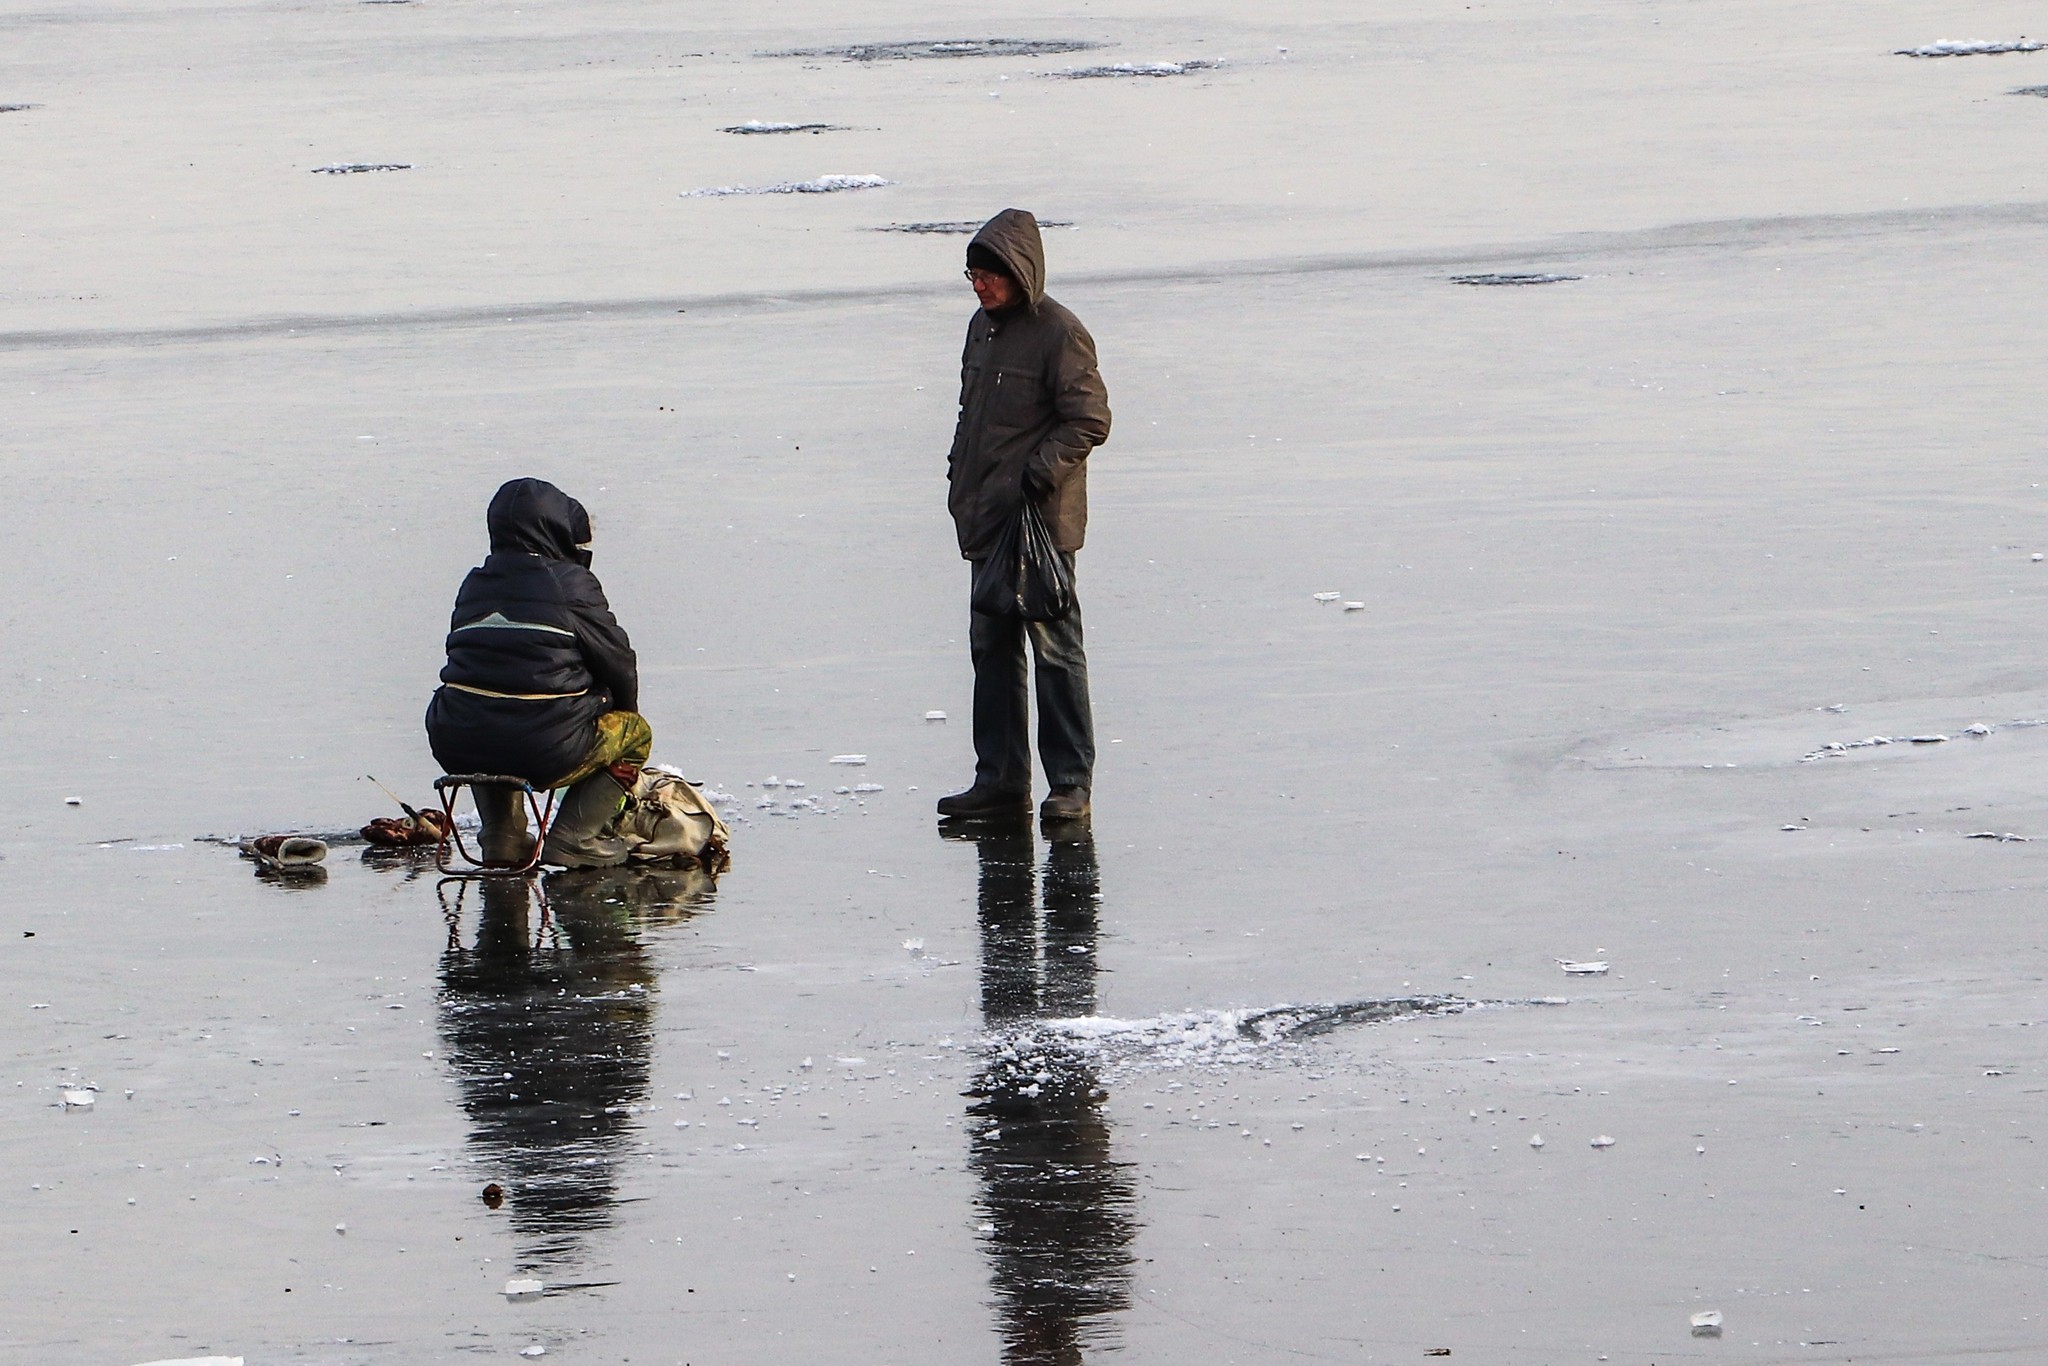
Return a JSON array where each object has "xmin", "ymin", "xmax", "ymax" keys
[
  {"xmin": 521, "ymin": 1348, "xmax": 548, "ymax": 1358},
  {"xmin": 1312, "ymin": 591, "xmax": 1341, "ymax": 602},
  {"xmin": 503, "ymin": 1278, "xmax": 545, "ymax": 1301},
  {"xmin": 1590, "ymin": 1134, "xmax": 1616, "ymax": 1149},
  {"xmin": 62, "ymin": 1090, "xmax": 95, "ymax": 1109},
  {"xmin": 64, "ymin": 796, "xmax": 81, "ymax": 805},
  {"xmin": 132, "ymin": 1358, "xmax": 245, "ymax": 1366},
  {"xmin": 925, "ymin": 710, "xmax": 947, "ymax": 721},
  {"xmin": 830, "ymin": 754, "xmax": 868, "ymax": 765},
  {"xmin": 852, "ymin": 783, "xmax": 884, "ymax": 793},
  {"xmin": 1557, "ymin": 960, "xmax": 1609, "ymax": 975},
  {"xmin": 1528, "ymin": 1133, "xmax": 1545, "ymax": 1148},
  {"xmin": 1690, "ymin": 1310, "xmax": 1723, "ymax": 1336},
  {"xmin": 1343, "ymin": 601, "xmax": 1364, "ymax": 611}
]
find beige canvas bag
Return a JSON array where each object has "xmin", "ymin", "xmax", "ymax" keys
[{"xmin": 614, "ymin": 765, "xmax": 732, "ymax": 871}]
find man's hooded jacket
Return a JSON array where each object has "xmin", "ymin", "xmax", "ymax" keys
[
  {"xmin": 948, "ymin": 208, "xmax": 1112, "ymax": 562},
  {"xmin": 425, "ymin": 478, "xmax": 639, "ymax": 786}
]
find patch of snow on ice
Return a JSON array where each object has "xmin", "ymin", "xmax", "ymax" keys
[{"xmin": 682, "ymin": 175, "xmax": 891, "ymax": 198}]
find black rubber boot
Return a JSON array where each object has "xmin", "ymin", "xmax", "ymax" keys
[
  {"xmin": 540, "ymin": 772, "xmax": 631, "ymax": 868},
  {"xmin": 474, "ymin": 786, "xmax": 534, "ymax": 866}
]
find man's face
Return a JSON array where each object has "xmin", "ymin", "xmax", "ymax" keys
[{"xmin": 967, "ymin": 267, "xmax": 1019, "ymax": 312}]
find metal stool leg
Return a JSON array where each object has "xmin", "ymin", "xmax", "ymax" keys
[{"xmin": 433, "ymin": 775, "xmax": 559, "ymax": 878}]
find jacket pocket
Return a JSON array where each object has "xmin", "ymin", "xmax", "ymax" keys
[{"xmin": 989, "ymin": 366, "xmax": 1044, "ymax": 428}]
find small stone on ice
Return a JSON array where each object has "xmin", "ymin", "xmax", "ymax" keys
[
  {"xmin": 1590, "ymin": 1134, "xmax": 1616, "ymax": 1149},
  {"xmin": 503, "ymin": 1278, "xmax": 545, "ymax": 1302}
]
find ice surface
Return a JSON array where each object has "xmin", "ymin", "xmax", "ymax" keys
[
  {"xmin": 682, "ymin": 175, "xmax": 891, "ymax": 198},
  {"xmin": 310, "ymin": 163, "xmax": 410, "ymax": 174}
]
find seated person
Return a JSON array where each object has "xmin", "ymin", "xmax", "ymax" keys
[{"xmin": 425, "ymin": 478, "xmax": 650, "ymax": 868}]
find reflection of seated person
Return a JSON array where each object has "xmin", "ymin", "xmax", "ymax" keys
[{"xmin": 425, "ymin": 478, "xmax": 649, "ymax": 868}]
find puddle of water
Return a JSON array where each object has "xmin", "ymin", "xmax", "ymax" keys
[
  {"xmin": 1450, "ymin": 272, "xmax": 1582, "ymax": 286},
  {"xmin": 1048, "ymin": 60, "xmax": 1225, "ymax": 79},
  {"xmin": 763, "ymin": 39, "xmax": 1104, "ymax": 62},
  {"xmin": 719, "ymin": 121, "xmax": 847, "ymax": 135}
]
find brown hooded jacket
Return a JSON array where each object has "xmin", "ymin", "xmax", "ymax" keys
[{"xmin": 947, "ymin": 209, "xmax": 1112, "ymax": 560}]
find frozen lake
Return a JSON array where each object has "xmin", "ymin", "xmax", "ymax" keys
[{"xmin": 5, "ymin": 1, "xmax": 2048, "ymax": 1362}]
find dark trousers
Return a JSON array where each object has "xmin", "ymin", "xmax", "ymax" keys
[{"xmin": 969, "ymin": 553, "xmax": 1095, "ymax": 794}]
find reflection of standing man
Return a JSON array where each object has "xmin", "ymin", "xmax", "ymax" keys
[
  {"xmin": 939, "ymin": 209, "xmax": 1112, "ymax": 825},
  {"xmin": 956, "ymin": 825, "xmax": 1136, "ymax": 1364}
]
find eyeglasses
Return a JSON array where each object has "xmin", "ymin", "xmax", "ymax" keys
[{"xmin": 964, "ymin": 268, "xmax": 1004, "ymax": 284}]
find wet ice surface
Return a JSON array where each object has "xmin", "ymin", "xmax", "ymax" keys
[
  {"xmin": 12, "ymin": 3, "xmax": 2048, "ymax": 1363},
  {"xmin": 309, "ymin": 163, "xmax": 411, "ymax": 175},
  {"xmin": 763, "ymin": 38, "xmax": 1103, "ymax": 62}
]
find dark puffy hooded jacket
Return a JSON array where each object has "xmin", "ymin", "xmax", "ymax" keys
[
  {"xmin": 948, "ymin": 208, "xmax": 1112, "ymax": 561},
  {"xmin": 424, "ymin": 478, "xmax": 639, "ymax": 786}
]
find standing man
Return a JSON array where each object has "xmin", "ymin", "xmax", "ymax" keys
[{"xmin": 939, "ymin": 208, "xmax": 1112, "ymax": 824}]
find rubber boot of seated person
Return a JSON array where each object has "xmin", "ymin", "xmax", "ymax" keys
[
  {"xmin": 475, "ymin": 786, "xmax": 534, "ymax": 866},
  {"xmin": 541, "ymin": 770, "xmax": 632, "ymax": 869}
]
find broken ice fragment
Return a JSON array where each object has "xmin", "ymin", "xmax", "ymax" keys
[
  {"xmin": 521, "ymin": 1347, "xmax": 547, "ymax": 1358},
  {"xmin": 503, "ymin": 1278, "xmax": 545, "ymax": 1301},
  {"xmin": 1312, "ymin": 591, "xmax": 1340, "ymax": 602},
  {"xmin": 64, "ymin": 796, "xmax": 81, "ymax": 805},
  {"xmin": 1690, "ymin": 1309, "xmax": 1723, "ymax": 1336},
  {"xmin": 1528, "ymin": 1133, "xmax": 1545, "ymax": 1148},
  {"xmin": 829, "ymin": 754, "xmax": 868, "ymax": 765},
  {"xmin": 1557, "ymin": 959, "xmax": 1609, "ymax": 975},
  {"xmin": 131, "ymin": 1358, "xmax": 245, "ymax": 1366},
  {"xmin": 62, "ymin": 1090, "xmax": 95, "ymax": 1109},
  {"xmin": 1343, "ymin": 601, "xmax": 1364, "ymax": 611},
  {"xmin": 925, "ymin": 710, "xmax": 947, "ymax": 721},
  {"xmin": 903, "ymin": 939, "xmax": 925, "ymax": 955},
  {"xmin": 1590, "ymin": 1134, "xmax": 1616, "ymax": 1149},
  {"xmin": 852, "ymin": 782, "xmax": 884, "ymax": 793}
]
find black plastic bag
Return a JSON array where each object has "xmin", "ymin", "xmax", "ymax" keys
[{"xmin": 971, "ymin": 501, "xmax": 1075, "ymax": 621}]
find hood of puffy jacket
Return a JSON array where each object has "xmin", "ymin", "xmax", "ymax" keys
[
  {"xmin": 486, "ymin": 478, "xmax": 593, "ymax": 565},
  {"xmin": 968, "ymin": 208, "xmax": 1046, "ymax": 309}
]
